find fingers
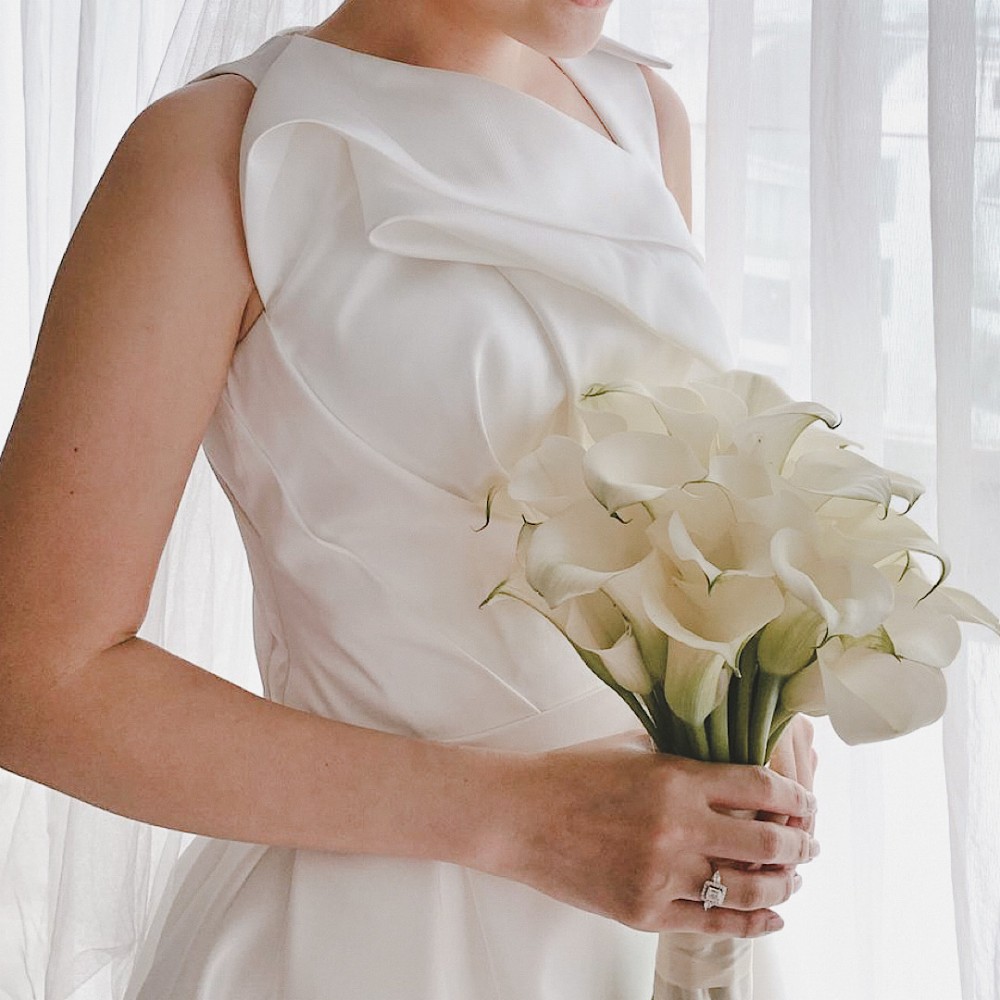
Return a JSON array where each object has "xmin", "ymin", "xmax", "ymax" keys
[
  {"xmin": 703, "ymin": 761, "xmax": 817, "ymax": 819},
  {"xmin": 794, "ymin": 717, "xmax": 818, "ymax": 791},
  {"xmin": 767, "ymin": 728, "xmax": 797, "ymax": 786},
  {"xmin": 681, "ymin": 865, "xmax": 802, "ymax": 912},
  {"xmin": 665, "ymin": 899, "xmax": 786, "ymax": 938},
  {"xmin": 705, "ymin": 812, "xmax": 820, "ymax": 867},
  {"xmin": 788, "ymin": 716, "xmax": 818, "ymax": 834}
]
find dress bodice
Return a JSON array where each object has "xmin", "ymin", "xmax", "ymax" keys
[{"xmin": 191, "ymin": 24, "xmax": 733, "ymax": 750}]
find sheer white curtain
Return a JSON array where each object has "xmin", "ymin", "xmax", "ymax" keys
[{"xmin": 0, "ymin": 2, "xmax": 996, "ymax": 998}]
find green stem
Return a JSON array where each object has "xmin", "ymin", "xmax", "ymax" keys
[
  {"xmin": 707, "ymin": 697, "xmax": 731, "ymax": 762},
  {"xmin": 651, "ymin": 685, "xmax": 691, "ymax": 758},
  {"xmin": 732, "ymin": 637, "xmax": 759, "ymax": 764},
  {"xmin": 644, "ymin": 684, "xmax": 673, "ymax": 754},
  {"xmin": 750, "ymin": 671, "xmax": 783, "ymax": 766}
]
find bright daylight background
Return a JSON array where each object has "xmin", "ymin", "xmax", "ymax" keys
[{"xmin": 0, "ymin": 1, "xmax": 998, "ymax": 999}]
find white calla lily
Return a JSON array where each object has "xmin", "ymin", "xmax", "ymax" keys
[
  {"xmin": 563, "ymin": 591, "xmax": 656, "ymax": 695},
  {"xmin": 579, "ymin": 381, "xmax": 666, "ymax": 438},
  {"xmin": 733, "ymin": 401, "xmax": 841, "ymax": 474},
  {"xmin": 707, "ymin": 452, "xmax": 775, "ymax": 501},
  {"xmin": 881, "ymin": 606, "xmax": 960, "ymax": 668},
  {"xmin": 483, "ymin": 570, "xmax": 654, "ymax": 695},
  {"xmin": 786, "ymin": 448, "xmax": 924, "ymax": 515},
  {"xmin": 579, "ymin": 381, "xmax": 721, "ymax": 461},
  {"xmin": 640, "ymin": 550, "xmax": 785, "ymax": 669},
  {"xmin": 921, "ymin": 583, "xmax": 1000, "ymax": 634},
  {"xmin": 770, "ymin": 526, "xmax": 894, "ymax": 637},
  {"xmin": 602, "ymin": 565, "xmax": 669, "ymax": 681},
  {"xmin": 825, "ymin": 505, "xmax": 951, "ymax": 587},
  {"xmin": 701, "ymin": 369, "xmax": 793, "ymax": 414},
  {"xmin": 757, "ymin": 591, "xmax": 827, "ymax": 676},
  {"xmin": 687, "ymin": 379, "xmax": 748, "ymax": 450},
  {"xmin": 816, "ymin": 638, "xmax": 948, "ymax": 745},
  {"xmin": 876, "ymin": 564, "xmax": 1000, "ymax": 666},
  {"xmin": 662, "ymin": 640, "xmax": 731, "ymax": 727},
  {"xmin": 780, "ymin": 659, "xmax": 827, "ymax": 715},
  {"xmin": 785, "ymin": 421, "xmax": 864, "ymax": 462},
  {"xmin": 649, "ymin": 483, "xmax": 776, "ymax": 581},
  {"xmin": 582, "ymin": 431, "xmax": 705, "ymax": 515},
  {"xmin": 523, "ymin": 498, "xmax": 651, "ymax": 608},
  {"xmin": 507, "ymin": 436, "xmax": 589, "ymax": 518}
]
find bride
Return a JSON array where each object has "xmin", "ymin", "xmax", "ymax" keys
[{"xmin": 0, "ymin": 1, "xmax": 818, "ymax": 997}]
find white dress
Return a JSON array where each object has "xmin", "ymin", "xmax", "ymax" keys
[{"xmin": 123, "ymin": 25, "xmax": 742, "ymax": 1000}]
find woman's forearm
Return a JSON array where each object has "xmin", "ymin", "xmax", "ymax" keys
[{"xmin": 0, "ymin": 635, "xmax": 513, "ymax": 868}]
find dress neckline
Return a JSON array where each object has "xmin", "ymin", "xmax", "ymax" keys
[{"xmin": 286, "ymin": 30, "xmax": 626, "ymax": 153}]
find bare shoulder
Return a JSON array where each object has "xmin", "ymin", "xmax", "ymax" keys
[
  {"xmin": 635, "ymin": 64, "xmax": 693, "ymax": 232},
  {"xmin": 129, "ymin": 73, "xmax": 263, "ymax": 340}
]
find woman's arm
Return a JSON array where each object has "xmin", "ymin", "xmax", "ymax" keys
[{"xmin": 0, "ymin": 78, "xmax": 509, "ymax": 867}]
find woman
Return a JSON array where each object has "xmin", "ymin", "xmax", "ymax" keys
[{"xmin": 0, "ymin": 1, "xmax": 819, "ymax": 996}]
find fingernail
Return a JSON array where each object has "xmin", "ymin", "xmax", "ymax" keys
[
  {"xmin": 765, "ymin": 914, "xmax": 784, "ymax": 933},
  {"xmin": 793, "ymin": 873, "xmax": 803, "ymax": 892},
  {"xmin": 809, "ymin": 838, "xmax": 821, "ymax": 859},
  {"xmin": 806, "ymin": 792, "xmax": 818, "ymax": 813}
]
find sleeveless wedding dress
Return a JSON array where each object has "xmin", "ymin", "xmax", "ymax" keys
[{"xmin": 121, "ymin": 24, "xmax": 769, "ymax": 1000}]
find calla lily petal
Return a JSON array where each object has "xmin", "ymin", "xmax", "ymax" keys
[
  {"xmin": 602, "ymin": 567, "xmax": 670, "ymax": 682},
  {"xmin": 700, "ymin": 369, "xmax": 793, "ymax": 415},
  {"xmin": 595, "ymin": 628, "xmax": 655, "ymax": 694},
  {"xmin": 665, "ymin": 510, "xmax": 724, "ymax": 587},
  {"xmin": 708, "ymin": 452, "xmax": 775, "ymax": 500},
  {"xmin": 662, "ymin": 641, "xmax": 730, "ymax": 726},
  {"xmin": 524, "ymin": 498, "xmax": 652, "ymax": 607},
  {"xmin": 922, "ymin": 584, "xmax": 1000, "ymax": 635},
  {"xmin": 758, "ymin": 592, "xmax": 827, "ymax": 676},
  {"xmin": 781, "ymin": 659, "xmax": 826, "ymax": 715},
  {"xmin": 735, "ymin": 402, "xmax": 842, "ymax": 474},
  {"xmin": 786, "ymin": 448, "xmax": 923, "ymax": 514},
  {"xmin": 582, "ymin": 431, "xmax": 705, "ymax": 514},
  {"xmin": 770, "ymin": 527, "xmax": 895, "ymax": 637},
  {"xmin": 827, "ymin": 507, "xmax": 951, "ymax": 588},
  {"xmin": 882, "ymin": 606, "xmax": 961, "ymax": 668},
  {"xmin": 785, "ymin": 422, "xmax": 865, "ymax": 462},
  {"xmin": 562, "ymin": 592, "xmax": 655, "ymax": 695},
  {"xmin": 817, "ymin": 641, "xmax": 947, "ymax": 745},
  {"xmin": 508, "ymin": 436, "xmax": 588, "ymax": 516},
  {"xmin": 641, "ymin": 553, "xmax": 785, "ymax": 668}
]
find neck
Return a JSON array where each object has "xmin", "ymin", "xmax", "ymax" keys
[{"xmin": 310, "ymin": 0, "xmax": 608, "ymax": 88}]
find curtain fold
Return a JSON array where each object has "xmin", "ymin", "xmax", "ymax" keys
[
  {"xmin": 931, "ymin": 3, "xmax": 1000, "ymax": 998},
  {"xmin": 0, "ymin": 2, "xmax": 997, "ymax": 998}
]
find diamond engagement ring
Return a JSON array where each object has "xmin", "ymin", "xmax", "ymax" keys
[{"xmin": 700, "ymin": 869, "xmax": 727, "ymax": 910}]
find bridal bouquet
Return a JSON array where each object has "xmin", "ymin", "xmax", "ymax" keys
[{"xmin": 480, "ymin": 369, "xmax": 999, "ymax": 999}]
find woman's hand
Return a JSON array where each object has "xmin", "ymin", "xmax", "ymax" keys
[
  {"xmin": 738, "ymin": 714, "xmax": 819, "ymax": 887},
  {"xmin": 766, "ymin": 715, "xmax": 818, "ymax": 836},
  {"xmin": 480, "ymin": 729, "xmax": 819, "ymax": 939}
]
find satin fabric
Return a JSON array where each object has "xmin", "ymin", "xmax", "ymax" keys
[{"xmin": 124, "ymin": 26, "xmax": 739, "ymax": 999}]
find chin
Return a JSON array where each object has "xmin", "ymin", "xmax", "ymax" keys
[{"xmin": 510, "ymin": 0, "xmax": 612, "ymax": 59}]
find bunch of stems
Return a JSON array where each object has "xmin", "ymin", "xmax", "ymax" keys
[{"xmin": 620, "ymin": 633, "xmax": 795, "ymax": 766}]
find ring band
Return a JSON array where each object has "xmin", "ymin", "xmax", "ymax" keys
[{"xmin": 700, "ymin": 869, "xmax": 727, "ymax": 910}]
